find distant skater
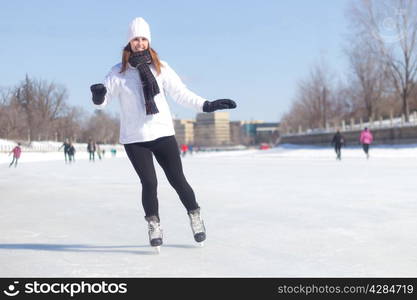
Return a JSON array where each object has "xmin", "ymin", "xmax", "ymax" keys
[
  {"xmin": 180, "ymin": 144, "xmax": 188, "ymax": 157},
  {"xmin": 331, "ymin": 130, "xmax": 345, "ymax": 160},
  {"xmin": 9, "ymin": 143, "xmax": 22, "ymax": 168},
  {"xmin": 360, "ymin": 127, "xmax": 373, "ymax": 159},
  {"xmin": 68, "ymin": 142, "xmax": 76, "ymax": 163},
  {"xmin": 96, "ymin": 143, "xmax": 102, "ymax": 160},
  {"xmin": 58, "ymin": 138, "xmax": 71, "ymax": 163},
  {"xmin": 87, "ymin": 140, "xmax": 96, "ymax": 162}
]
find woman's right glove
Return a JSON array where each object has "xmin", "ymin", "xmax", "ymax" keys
[
  {"xmin": 203, "ymin": 99, "xmax": 237, "ymax": 113},
  {"xmin": 90, "ymin": 84, "xmax": 107, "ymax": 105}
]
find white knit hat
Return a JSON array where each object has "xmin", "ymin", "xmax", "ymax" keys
[{"xmin": 127, "ymin": 17, "xmax": 151, "ymax": 44}]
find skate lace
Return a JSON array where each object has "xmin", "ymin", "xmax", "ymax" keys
[
  {"xmin": 189, "ymin": 213, "xmax": 205, "ymax": 234},
  {"xmin": 148, "ymin": 221, "xmax": 162, "ymax": 239}
]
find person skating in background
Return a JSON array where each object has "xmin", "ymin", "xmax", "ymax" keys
[
  {"xmin": 180, "ymin": 143, "xmax": 188, "ymax": 157},
  {"xmin": 331, "ymin": 130, "xmax": 345, "ymax": 160},
  {"xmin": 96, "ymin": 143, "xmax": 102, "ymax": 160},
  {"xmin": 87, "ymin": 140, "xmax": 96, "ymax": 162},
  {"xmin": 67, "ymin": 142, "xmax": 76, "ymax": 163},
  {"xmin": 360, "ymin": 127, "xmax": 373, "ymax": 159},
  {"xmin": 58, "ymin": 138, "xmax": 71, "ymax": 163},
  {"xmin": 9, "ymin": 143, "xmax": 22, "ymax": 168},
  {"xmin": 89, "ymin": 17, "xmax": 236, "ymax": 250}
]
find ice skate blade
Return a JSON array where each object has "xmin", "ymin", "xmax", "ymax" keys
[
  {"xmin": 153, "ymin": 246, "xmax": 160, "ymax": 254},
  {"xmin": 198, "ymin": 242, "xmax": 204, "ymax": 247}
]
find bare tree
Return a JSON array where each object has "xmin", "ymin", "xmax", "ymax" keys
[
  {"xmin": 1, "ymin": 76, "xmax": 123, "ymax": 144},
  {"xmin": 281, "ymin": 62, "xmax": 338, "ymax": 131},
  {"xmin": 82, "ymin": 110, "xmax": 120, "ymax": 144},
  {"xmin": 0, "ymin": 88, "xmax": 27, "ymax": 140},
  {"xmin": 345, "ymin": 37, "xmax": 389, "ymax": 119},
  {"xmin": 331, "ymin": 80, "xmax": 355, "ymax": 121},
  {"xmin": 302, "ymin": 63, "xmax": 335, "ymax": 128},
  {"xmin": 348, "ymin": 0, "xmax": 417, "ymax": 121},
  {"xmin": 411, "ymin": 81, "xmax": 417, "ymax": 111},
  {"xmin": 53, "ymin": 106, "xmax": 87, "ymax": 142},
  {"xmin": 14, "ymin": 75, "xmax": 68, "ymax": 141}
]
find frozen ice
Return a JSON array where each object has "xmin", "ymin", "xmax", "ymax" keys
[{"xmin": 0, "ymin": 144, "xmax": 416, "ymax": 277}]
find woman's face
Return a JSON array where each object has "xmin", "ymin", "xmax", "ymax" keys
[{"xmin": 130, "ymin": 37, "xmax": 149, "ymax": 52}]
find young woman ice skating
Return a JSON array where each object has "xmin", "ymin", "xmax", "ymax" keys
[{"xmin": 90, "ymin": 17, "xmax": 236, "ymax": 251}]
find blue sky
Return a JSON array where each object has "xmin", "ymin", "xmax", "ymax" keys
[{"xmin": 0, "ymin": 0, "xmax": 352, "ymax": 122}]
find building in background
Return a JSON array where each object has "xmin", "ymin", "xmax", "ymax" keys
[
  {"xmin": 173, "ymin": 119, "xmax": 195, "ymax": 146},
  {"xmin": 254, "ymin": 122, "xmax": 280, "ymax": 144},
  {"xmin": 230, "ymin": 121, "xmax": 245, "ymax": 145},
  {"xmin": 241, "ymin": 121, "xmax": 264, "ymax": 145},
  {"xmin": 241, "ymin": 121, "xmax": 280, "ymax": 145},
  {"xmin": 194, "ymin": 112, "xmax": 231, "ymax": 147},
  {"xmin": 174, "ymin": 115, "xmax": 280, "ymax": 147}
]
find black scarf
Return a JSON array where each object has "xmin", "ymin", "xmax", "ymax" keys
[{"xmin": 128, "ymin": 50, "xmax": 160, "ymax": 115}]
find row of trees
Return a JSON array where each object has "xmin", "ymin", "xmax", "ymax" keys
[
  {"xmin": 0, "ymin": 75, "xmax": 119, "ymax": 144},
  {"xmin": 281, "ymin": 0, "xmax": 417, "ymax": 133}
]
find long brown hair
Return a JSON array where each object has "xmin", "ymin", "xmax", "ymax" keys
[{"xmin": 120, "ymin": 44, "xmax": 163, "ymax": 75}]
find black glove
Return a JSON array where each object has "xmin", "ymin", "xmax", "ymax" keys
[
  {"xmin": 128, "ymin": 50, "xmax": 151, "ymax": 68},
  {"xmin": 203, "ymin": 99, "xmax": 237, "ymax": 113},
  {"xmin": 90, "ymin": 84, "xmax": 107, "ymax": 105}
]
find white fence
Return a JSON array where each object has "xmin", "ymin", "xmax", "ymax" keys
[{"xmin": 283, "ymin": 113, "xmax": 417, "ymax": 137}]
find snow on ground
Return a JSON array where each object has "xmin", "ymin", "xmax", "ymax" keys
[{"xmin": 0, "ymin": 145, "xmax": 416, "ymax": 277}]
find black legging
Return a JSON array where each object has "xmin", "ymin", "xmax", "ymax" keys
[
  {"xmin": 124, "ymin": 135, "xmax": 199, "ymax": 219},
  {"xmin": 334, "ymin": 144, "xmax": 342, "ymax": 158},
  {"xmin": 89, "ymin": 151, "xmax": 95, "ymax": 161},
  {"xmin": 9, "ymin": 157, "xmax": 19, "ymax": 168},
  {"xmin": 362, "ymin": 144, "xmax": 370, "ymax": 154}
]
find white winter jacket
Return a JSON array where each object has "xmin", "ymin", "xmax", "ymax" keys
[{"xmin": 95, "ymin": 61, "xmax": 206, "ymax": 144}]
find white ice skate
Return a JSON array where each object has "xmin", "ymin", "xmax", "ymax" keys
[
  {"xmin": 145, "ymin": 216, "xmax": 163, "ymax": 253},
  {"xmin": 188, "ymin": 209, "xmax": 206, "ymax": 246}
]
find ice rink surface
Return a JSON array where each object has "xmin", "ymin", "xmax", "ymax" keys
[{"xmin": 1, "ymin": 145, "xmax": 416, "ymax": 277}]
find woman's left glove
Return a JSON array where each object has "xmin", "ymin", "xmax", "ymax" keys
[
  {"xmin": 90, "ymin": 84, "xmax": 107, "ymax": 105},
  {"xmin": 203, "ymin": 99, "xmax": 237, "ymax": 113}
]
